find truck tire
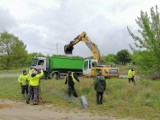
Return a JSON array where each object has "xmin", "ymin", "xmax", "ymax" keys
[
  {"xmin": 53, "ymin": 73, "xmax": 60, "ymax": 80},
  {"xmin": 48, "ymin": 73, "xmax": 54, "ymax": 79},
  {"xmin": 52, "ymin": 73, "xmax": 56, "ymax": 79}
]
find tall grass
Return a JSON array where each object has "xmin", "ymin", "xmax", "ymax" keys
[
  {"xmin": 0, "ymin": 77, "xmax": 21, "ymax": 100},
  {"xmin": 0, "ymin": 76, "xmax": 160, "ymax": 119},
  {"xmin": 0, "ymin": 67, "xmax": 28, "ymax": 74}
]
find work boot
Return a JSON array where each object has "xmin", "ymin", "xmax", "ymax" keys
[
  {"xmin": 33, "ymin": 102, "xmax": 38, "ymax": 105},
  {"xmin": 26, "ymin": 101, "xmax": 29, "ymax": 104}
]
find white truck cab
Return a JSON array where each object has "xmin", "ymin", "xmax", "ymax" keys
[{"xmin": 30, "ymin": 57, "xmax": 47, "ymax": 70}]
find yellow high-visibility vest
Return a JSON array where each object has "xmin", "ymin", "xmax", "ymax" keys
[
  {"xmin": 18, "ymin": 74, "xmax": 28, "ymax": 85},
  {"xmin": 71, "ymin": 72, "xmax": 76, "ymax": 83},
  {"xmin": 128, "ymin": 69, "xmax": 135, "ymax": 78}
]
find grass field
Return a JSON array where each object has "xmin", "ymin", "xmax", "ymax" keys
[
  {"xmin": 0, "ymin": 67, "xmax": 28, "ymax": 74},
  {"xmin": 0, "ymin": 75, "xmax": 160, "ymax": 120}
]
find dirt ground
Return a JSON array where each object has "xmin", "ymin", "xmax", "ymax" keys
[{"xmin": 0, "ymin": 99, "xmax": 139, "ymax": 120}]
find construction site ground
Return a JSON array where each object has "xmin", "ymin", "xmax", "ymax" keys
[{"xmin": 0, "ymin": 99, "xmax": 141, "ymax": 120}]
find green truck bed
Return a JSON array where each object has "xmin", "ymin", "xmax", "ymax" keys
[{"xmin": 49, "ymin": 56, "xmax": 84, "ymax": 71}]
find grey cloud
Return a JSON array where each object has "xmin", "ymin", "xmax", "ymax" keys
[
  {"xmin": 7, "ymin": 0, "xmax": 155, "ymax": 57},
  {"xmin": 0, "ymin": 7, "xmax": 16, "ymax": 32}
]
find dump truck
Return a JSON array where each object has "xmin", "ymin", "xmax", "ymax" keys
[
  {"xmin": 30, "ymin": 56, "xmax": 84, "ymax": 79},
  {"xmin": 64, "ymin": 31, "xmax": 119, "ymax": 78}
]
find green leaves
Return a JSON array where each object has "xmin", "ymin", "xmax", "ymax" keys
[
  {"xmin": 116, "ymin": 49, "xmax": 131, "ymax": 65},
  {"xmin": 128, "ymin": 5, "xmax": 160, "ymax": 79},
  {"xmin": 0, "ymin": 31, "xmax": 28, "ymax": 69}
]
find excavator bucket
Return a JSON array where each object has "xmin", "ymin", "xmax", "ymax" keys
[
  {"xmin": 64, "ymin": 45, "xmax": 74, "ymax": 54},
  {"xmin": 64, "ymin": 41, "xmax": 74, "ymax": 54}
]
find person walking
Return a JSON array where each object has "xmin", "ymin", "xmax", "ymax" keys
[
  {"xmin": 65, "ymin": 71, "xmax": 80, "ymax": 98},
  {"xmin": 26, "ymin": 69, "xmax": 44, "ymax": 105},
  {"xmin": 128, "ymin": 68, "xmax": 135, "ymax": 84},
  {"xmin": 94, "ymin": 71, "xmax": 106, "ymax": 104},
  {"xmin": 18, "ymin": 70, "xmax": 29, "ymax": 98}
]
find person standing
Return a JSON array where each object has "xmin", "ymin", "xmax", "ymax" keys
[
  {"xmin": 128, "ymin": 68, "xmax": 135, "ymax": 84},
  {"xmin": 26, "ymin": 69, "xmax": 44, "ymax": 105},
  {"xmin": 65, "ymin": 71, "xmax": 80, "ymax": 98},
  {"xmin": 18, "ymin": 70, "xmax": 29, "ymax": 98},
  {"xmin": 94, "ymin": 71, "xmax": 106, "ymax": 104}
]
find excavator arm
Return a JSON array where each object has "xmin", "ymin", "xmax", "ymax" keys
[{"xmin": 64, "ymin": 32, "xmax": 101, "ymax": 61}]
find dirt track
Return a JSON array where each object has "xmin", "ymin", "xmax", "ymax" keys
[{"xmin": 0, "ymin": 99, "xmax": 138, "ymax": 120}]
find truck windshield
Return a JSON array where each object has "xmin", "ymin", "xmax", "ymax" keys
[{"xmin": 31, "ymin": 59, "xmax": 38, "ymax": 66}]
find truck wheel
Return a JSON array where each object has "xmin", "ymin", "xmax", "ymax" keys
[
  {"xmin": 48, "ymin": 73, "xmax": 54, "ymax": 79},
  {"xmin": 53, "ymin": 73, "xmax": 60, "ymax": 80},
  {"xmin": 56, "ymin": 73, "xmax": 60, "ymax": 79},
  {"xmin": 53, "ymin": 73, "xmax": 57, "ymax": 80}
]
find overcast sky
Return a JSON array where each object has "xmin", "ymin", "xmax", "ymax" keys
[{"xmin": 0, "ymin": 0, "xmax": 160, "ymax": 57}]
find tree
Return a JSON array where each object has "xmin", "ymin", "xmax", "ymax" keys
[
  {"xmin": 25, "ymin": 52, "xmax": 46, "ymax": 66},
  {"xmin": 127, "ymin": 5, "xmax": 160, "ymax": 78},
  {"xmin": 0, "ymin": 31, "xmax": 28, "ymax": 69},
  {"xmin": 116, "ymin": 49, "xmax": 131, "ymax": 65},
  {"xmin": 102, "ymin": 54, "xmax": 116, "ymax": 65}
]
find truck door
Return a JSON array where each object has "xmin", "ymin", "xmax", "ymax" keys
[{"xmin": 37, "ymin": 59, "xmax": 46, "ymax": 70}]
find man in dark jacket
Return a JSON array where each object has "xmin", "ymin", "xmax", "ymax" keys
[
  {"xmin": 65, "ymin": 71, "xmax": 80, "ymax": 98},
  {"xmin": 94, "ymin": 71, "xmax": 106, "ymax": 104}
]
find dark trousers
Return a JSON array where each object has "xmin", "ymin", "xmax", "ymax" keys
[
  {"xmin": 21, "ymin": 85, "xmax": 28, "ymax": 96},
  {"xmin": 128, "ymin": 77, "xmax": 135, "ymax": 83},
  {"xmin": 26, "ymin": 86, "xmax": 38, "ymax": 103},
  {"xmin": 31, "ymin": 86, "xmax": 41, "ymax": 101},
  {"xmin": 68, "ymin": 85, "xmax": 78, "ymax": 98},
  {"xmin": 96, "ymin": 92, "xmax": 104, "ymax": 104}
]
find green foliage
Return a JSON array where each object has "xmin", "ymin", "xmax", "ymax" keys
[
  {"xmin": 102, "ymin": 54, "xmax": 116, "ymax": 65},
  {"xmin": 25, "ymin": 52, "xmax": 46, "ymax": 66},
  {"xmin": 0, "ymin": 31, "xmax": 28, "ymax": 69},
  {"xmin": 128, "ymin": 6, "xmax": 160, "ymax": 79},
  {"xmin": 116, "ymin": 49, "xmax": 131, "ymax": 65},
  {"xmin": 132, "ymin": 51, "xmax": 158, "ymax": 72},
  {"xmin": 51, "ymin": 54, "xmax": 84, "ymax": 59}
]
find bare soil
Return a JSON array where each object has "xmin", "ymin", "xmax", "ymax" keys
[{"xmin": 0, "ymin": 99, "xmax": 138, "ymax": 120}]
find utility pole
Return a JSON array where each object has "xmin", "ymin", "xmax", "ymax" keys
[{"xmin": 56, "ymin": 43, "xmax": 58, "ymax": 54}]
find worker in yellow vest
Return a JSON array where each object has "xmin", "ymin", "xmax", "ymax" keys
[
  {"xmin": 65, "ymin": 71, "xmax": 80, "ymax": 98},
  {"xmin": 128, "ymin": 68, "xmax": 135, "ymax": 84},
  {"xmin": 26, "ymin": 69, "xmax": 44, "ymax": 105},
  {"xmin": 18, "ymin": 70, "xmax": 29, "ymax": 98}
]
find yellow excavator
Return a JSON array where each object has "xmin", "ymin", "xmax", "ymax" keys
[{"xmin": 64, "ymin": 32, "xmax": 119, "ymax": 78}]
